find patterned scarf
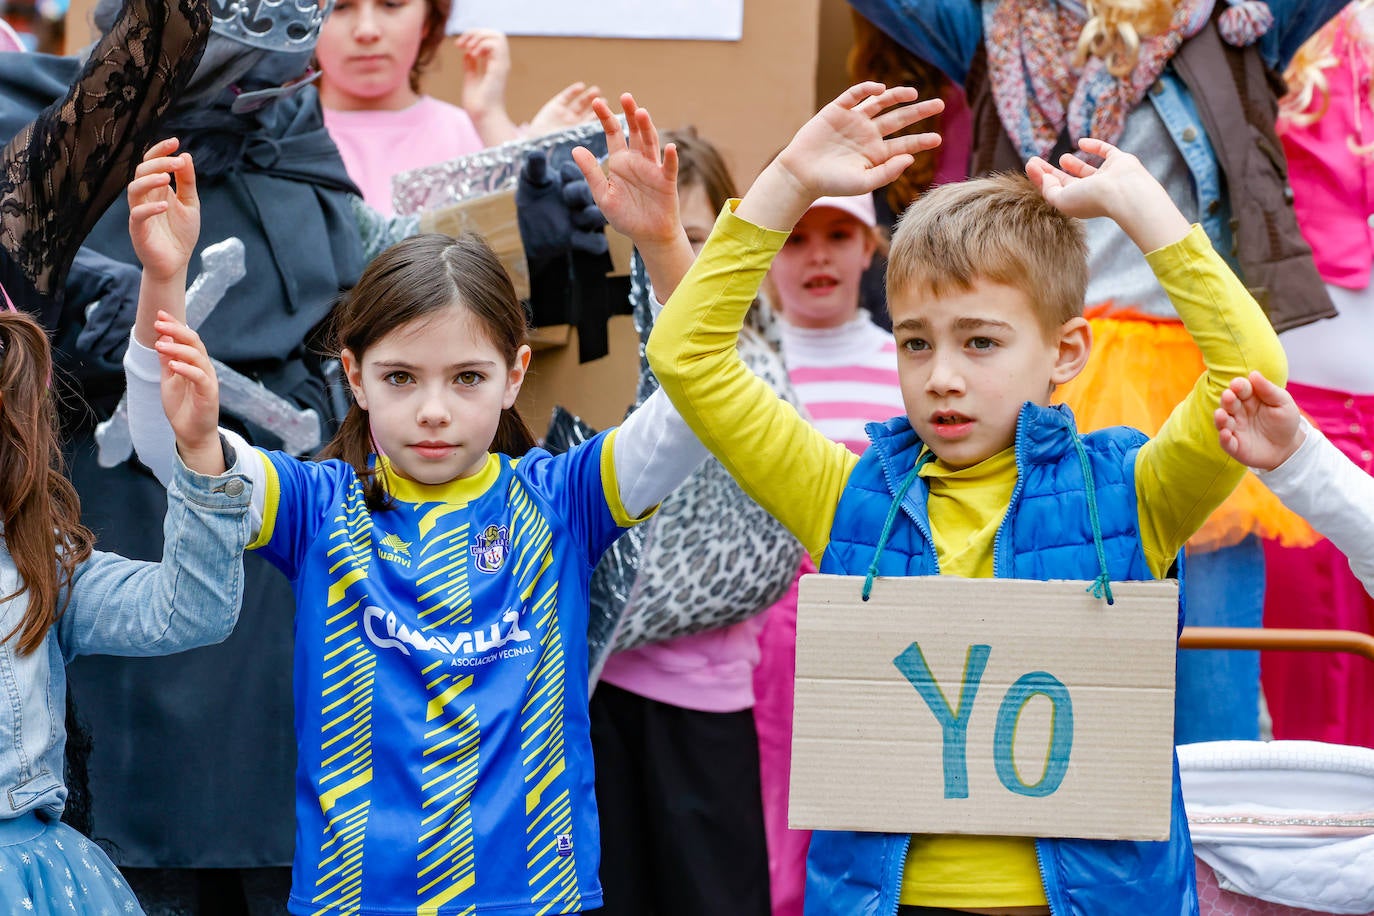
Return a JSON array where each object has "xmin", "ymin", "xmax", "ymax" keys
[{"xmin": 985, "ymin": 0, "xmax": 1215, "ymax": 161}]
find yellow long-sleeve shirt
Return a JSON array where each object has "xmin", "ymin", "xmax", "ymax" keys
[{"xmin": 645, "ymin": 203, "xmax": 1287, "ymax": 908}]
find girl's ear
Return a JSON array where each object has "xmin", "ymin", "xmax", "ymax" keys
[
  {"xmin": 340, "ymin": 347, "xmax": 368, "ymax": 411},
  {"xmin": 502, "ymin": 345, "xmax": 532, "ymax": 410}
]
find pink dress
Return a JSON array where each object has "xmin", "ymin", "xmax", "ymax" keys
[{"xmin": 322, "ymin": 96, "xmax": 484, "ymax": 216}]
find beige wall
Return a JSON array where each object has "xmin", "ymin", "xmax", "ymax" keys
[
  {"xmin": 815, "ymin": 0, "xmax": 856, "ymax": 108},
  {"xmin": 426, "ymin": 3, "xmax": 821, "ymax": 186}
]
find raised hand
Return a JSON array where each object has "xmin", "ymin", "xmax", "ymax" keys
[
  {"xmin": 1214, "ymin": 370, "xmax": 1305, "ymax": 472},
  {"xmin": 776, "ymin": 83, "xmax": 942, "ymax": 199},
  {"xmin": 738, "ymin": 82, "xmax": 942, "ymax": 232},
  {"xmin": 529, "ymin": 81, "xmax": 601, "ymax": 135},
  {"xmin": 1026, "ymin": 137, "xmax": 1190, "ymax": 252},
  {"xmin": 152, "ymin": 309, "xmax": 224, "ymax": 475},
  {"xmin": 128, "ymin": 138, "xmax": 199, "ymax": 284},
  {"xmin": 571, "ymin": 93, "xmax": 681, "ymax": 247},
  {"xmin": 457, "ymin": 29, "xmax": 512, "ymax": 121}
]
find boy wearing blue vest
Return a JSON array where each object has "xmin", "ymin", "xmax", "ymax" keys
[{"xmin": 644, "ymin": 83, "xmax": 1286, "ymax": 916}]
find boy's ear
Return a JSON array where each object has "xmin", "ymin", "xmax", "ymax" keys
[
  {"xmin": 1049, "ymin": 316, "xmax": 1092, "ymax": 386},
  {"xmin": 502, "ymin": 345, "xmax": 533, "ymax": 410},
  {"xmin": 340, "ymin": 347, "xmax": 368, "ymax": 411}
]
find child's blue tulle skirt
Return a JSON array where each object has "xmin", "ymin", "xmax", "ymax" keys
[{"xmin": 0, "ymin": 812, "xmax": 142, "ymax": 914}]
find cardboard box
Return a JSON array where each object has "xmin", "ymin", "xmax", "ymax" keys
[
  {"xmin": 790, "ymin": 575, "xmax": 1179, "ymax": 841},
  {"xmin": 419, "ymin": 188, "xmax": 530, "ymax": 299}
]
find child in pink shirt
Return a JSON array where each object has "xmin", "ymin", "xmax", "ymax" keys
[{"xmin": 316, "ymin": 0, "xmax": 597, "ymax": 214}]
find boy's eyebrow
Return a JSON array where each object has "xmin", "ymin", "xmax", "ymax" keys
[
  {"xmin": 892, "ymin": 317, "xmax": 1016, "ymax": 333},
  {"xmin": 953, "ymin": 317, "xmax": 1016, "ymax": 333}
]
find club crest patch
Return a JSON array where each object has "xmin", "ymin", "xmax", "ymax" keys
[
  {"xmin": 471, "ymin": 524, "xmax": 511, "ymax": 574},
  {"xmin": 378, "ymin": 532, "xmax": 412, "ymax": 567}
]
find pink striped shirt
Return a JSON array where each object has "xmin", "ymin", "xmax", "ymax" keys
[{"xmin": 779, "ymin": 313, "xmax": 905, "ymax": 455}]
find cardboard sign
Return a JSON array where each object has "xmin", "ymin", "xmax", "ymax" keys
[{"xmin": 790, "ymin": 575, "xmax": 1179, "ymax": 841}]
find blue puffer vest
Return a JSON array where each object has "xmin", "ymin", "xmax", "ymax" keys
[{"xmin": 804, "ymin": 402, "xmax": 1198, "ymax": 916}]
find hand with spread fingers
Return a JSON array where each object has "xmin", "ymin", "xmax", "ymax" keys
[
  {"xmin": 572, "ymin": 92, "xmax": 695, "ymax": 299},
  {"xmin": 573, "ymin": 93, "xmax": 682, "ymax": 249},
  {"xmin": 530, "ymin": 81, "xmax": 601, "ymax": 135},
  {"xmin": 737, "ymin": 82, "xmax": 944, "ymax": 232}
]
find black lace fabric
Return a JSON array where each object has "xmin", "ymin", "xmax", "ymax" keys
[{"xmin": 0, "ymin": 0, "xmax": 209, "ymax": 307}]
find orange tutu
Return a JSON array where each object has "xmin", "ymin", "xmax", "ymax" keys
[{"xmin": 1053, "ymin": 307, "xmax": 1318, "ymax": 553}]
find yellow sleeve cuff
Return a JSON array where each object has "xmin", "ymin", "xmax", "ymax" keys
[
  {"xmin": 247, "ymin": 449, "xmax": 280, "ymax": 552},
  {"xmin": 600, "ymin": 429, "xmax": 657, "ymax": 528}
]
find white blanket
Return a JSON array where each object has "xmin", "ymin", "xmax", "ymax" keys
[{"xmin": 1180, "ymin": 740, "xmax": 1374, "ymax": 914}]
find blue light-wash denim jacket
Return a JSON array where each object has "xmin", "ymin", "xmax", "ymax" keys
[{"xmin": 0, "ymin": 449, "xmax": 254, "ymax": 822}]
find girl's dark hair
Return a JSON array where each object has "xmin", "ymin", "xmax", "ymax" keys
[
  {"xmin": 663, "ymin": 126, "xmax": 740, "ymax": 213},
  {"xmin": 0, "ymin": 311, "xmax": 95, "ymax": 656},
  {"xmin": 412, "ymin": 0, "xmax": 451, "ymax": 92},
  {"xmin": 317, "ymin": 233, "xmax": 536, "ymax": 510}
]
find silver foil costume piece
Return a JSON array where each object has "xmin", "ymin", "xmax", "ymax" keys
[
  {"xmin": 390, "ymin": 121, "xmax": 611, "ymax": 216},
  {"xmin": 95, "ymin": 237, "xmax": 323, "ymax": 466}
]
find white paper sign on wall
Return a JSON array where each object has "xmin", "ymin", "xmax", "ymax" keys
[{"xmin": 447, "ymin": 0, "xmax": 744, "ymax": 41}]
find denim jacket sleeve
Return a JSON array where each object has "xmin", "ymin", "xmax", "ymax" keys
[
  {"xmin": 54, "ymin": 446, "xmax": 254, "ymax": 661},
  {"xmin": 845, "ymin": 0, "xmax": 983, "ymax": 86}
]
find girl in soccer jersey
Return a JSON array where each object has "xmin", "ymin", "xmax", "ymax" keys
[{"xmin": 122, "ymin": 128, "xmax": 707, "ymax": 915}]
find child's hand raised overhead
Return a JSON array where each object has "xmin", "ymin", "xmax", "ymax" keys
[
  {"xmin": 530, "ymin": 81, "xmax": 601, "ymax": 135},
  {"xmin": 1214, "ymin": 370, "xmax": 1306, "ymax": 472},
  {"xmin": 572, "ymin": 93, "xmax": 682, "ymax": 249},
  {"xmin": 1026, "ymin": 137, "xmax": 1191, "ymax": 253},
  {"xmin": 738, "ymin": 82, "xmax": 943, "ymax": 232},
  {"xmin": 128, "ymin": 138, "xmax": 199, "ymax": 284},
  {"xmin": 456, "ymin": 29, "xmax": 513, "ymax": 122},
  {"xmin": 152, "ymin": 309, "xmax": 224, "ymax": 476}
]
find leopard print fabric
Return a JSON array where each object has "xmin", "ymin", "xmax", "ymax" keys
[{"xmin": 581, "ymin": 259, "xmax": 804, "ymax": 681}]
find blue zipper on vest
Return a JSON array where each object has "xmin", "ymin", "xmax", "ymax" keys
[
  {"xmin": 990, "ymin": 408, "xmax": 1032, "ymax": 577},
  {"xmin": 888, "ymin": 833, "xmax": 912, "ymax": 916},
  {"xmin": 1033, "ymin": 837, "xmax": 1060, "ymax": 916}
]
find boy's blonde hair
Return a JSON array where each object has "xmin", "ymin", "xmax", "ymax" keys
[{"xmin": 887, "ymin": 173, "xmax": 1088, "ymax": 337}]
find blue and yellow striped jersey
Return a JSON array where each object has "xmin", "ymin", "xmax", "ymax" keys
[{"xmin": 249, "ymin": 431, "xmax": 638, "ymax": 915}]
